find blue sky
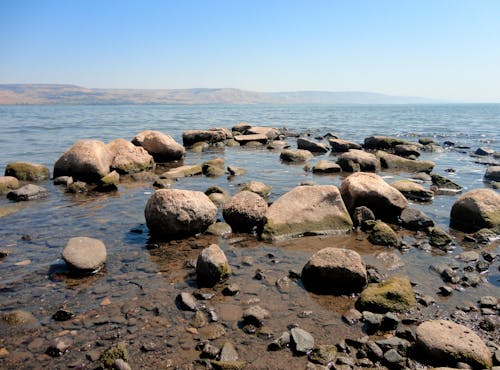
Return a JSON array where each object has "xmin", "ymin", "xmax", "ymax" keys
[{"xmin": 1, "ymin": 0, "xmax": 499, "ymax": 101}]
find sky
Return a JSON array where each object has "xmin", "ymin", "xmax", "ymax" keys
[{"xmin": 1, "ymin": 0, "xmax": 500, "ymax": 102}]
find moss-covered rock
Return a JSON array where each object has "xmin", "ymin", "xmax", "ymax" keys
[
  {"xmin": 368, "ymin": 221, "xmax": 400, "ymax": 247},
  {"xmin": 376, "ymin": 151, "xmax": 435, "ymax": 173},
  {"xmin": 100, "ymin": 342, "xmax": 128, "ymax": 368},
  {"xmin": 429, "ymin": 227, "xmax": 453, "ymax": 249},
  {"xmin": 357, "ymin": 276, "xmax": 416, "ymax": 313},
  {"xmin": 5, "ymin": 162, "xmax": 50, "ymax": 181}
]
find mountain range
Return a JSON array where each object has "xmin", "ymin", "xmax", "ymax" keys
[{"xmin": 0, "ymin": 84, "xmax": 441, "ymax": 105}]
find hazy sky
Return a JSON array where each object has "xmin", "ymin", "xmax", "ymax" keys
[{"xmin": 1, "ymin": 0, "xmax": 499, "ymax": 101}]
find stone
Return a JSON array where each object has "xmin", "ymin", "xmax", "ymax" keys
[
  {"xmin": 302, "ymin": 247, "xmax": 367, "ymax": 294},
  {"xmin": 342, "ymin": 308, "xmax": 363, "ymax": 325},
  {"xmin": 223, "ymin": 191, "xmax": 267, "ymax": 232},
  {"xmin": 280, "ymin": 149, "xmax": 314, "ymax": 162},
  {"xmin": 144, "ymin": 189, "xmax": 217, "ymax": 237},
  {"xmin": 160, "ymin": 165, "xmax": 202, "ymax": 179},
  {"xmin": 227, "ymin": 166, "xmax": 246, "ymax": 176},
  {"xmin": 182, "ymin": 129, "xmax": 226, "ymax": 147},
  {"xmin": 364, "ymin": 136, "xmax": 411, "ymax": 150},
  {"xmin": 5, "ymin": 162, "xmax": 50, "ymax": 181},
  {"xmin": 242, "ymin": 306, "xmax": 269, "ymax": 327},
  {"xmin": 46, "ymin": 336, "xmax": 73, "ymax": 357},
  {"xmin": 308, "ymin": 345, "xmax": 337, "ymax": 365},
  {"xmin": 383, "ymin": 348, "xmax": 405, "ymax": 366},
  {"xmin": 234, "ymin": 134, "xmax": 268, "ymax": 145},
  {"xmin": 106, "ymin": 138, "xmax": 154, "ymax": 174},
  {"xmin": 96, "ymin": 170, "xmax": 119, "ymax": 191},
  {"xmin": 297, "ymin": 137, "xmax": 329, "ymax": 153},
  {"xmin": 312, "ymin": 160, "xmax": 341, "ymax": 174},
  {"xmin": 241, "ymin": 180, "xmax": 272, "ymax": 198},
  {"xmin": 7, "ymin": 184, "xmax": 49, "ymax": 201},
  {"xmin": 222, "ymin": 284, "xmax": 240, "ymax": 296},
  {"xmin": 475, "ymin": 147, "xmax": 495, "ymax": 156},
  {"xmin": 450, "ymin": 188, "xmax": 500, "ymax": 233},
  {"xmin": 206, "ymin": 222, "xmax": 232, "ymax": 236},
  {"xmin": 329, "ymin": 138, "xmax": 362, "ymax": 152},
  {"xmin": 210, "ymin": 360, "xmax": 246, "ymax": 370},
  {"xmin": 132, "ymin": 130, "xmax": 185, "ymax": 161},
  {"xmin": 416, "ymin": 320, "xmax": 492, "ymax": 369},
  {"xmin": 268, "ymin": 331, "xmax": 291, "ymax": 351},
  {"xmin": 376, "ymin": 151, "xmax": 435, "ymax": 173},
  {"xmin": 419, "ymin": 137, "xmax": 437, "ymax": 145},
  {"xmin": 262, "ymin": 185, "xmax": 353, "ymax": 241},
  {"xmin": 368, "ymin": 221, "xmax": 400, "ymax": 247},
  {"xmin": 232, "ymin": 122, "xmax": 252, "ymax": 133},
  {"xmin": 62, "ymin": 237, "xmax": 107, "ymax": 275},
  {"xmin": 456, "ymin": 251, "xmax": 480, "ymax": 263},
  {"xmin": 67, "ymin": 181, "xmax": 88, "ymax": 193},
  {"xmin": 176, "ymin": 292, "xmax": 198, "ymax": 311},
  {"xmin": 100, "ymin": 342, "xmax": 128, "ymax": 368},
  {"xmin": 340, "ymin": 172, "xmax": 408, "ymax": 220},
  {"xmin": 203, "ymin": 158, "xmax": 226, "ymax": 177},
  {"xmin": 400, "ymin": 208, "xmax": 434, "ymax": 230},
  {"xmin": 53, "ymin": 176, "xmax": 72, "ymax": 186},
  {"xmin": 484, "ymin": 165, "xmax": 500, "ymax": 182},
  {"xmin": 429, "ymin": 227, "xmax": 453, "ymax": 248},
  {"xmin": 394, "ymin": 144, "xmax": 421, "ymax": 157},
  {"xmin": 246, "ymin": 126, "xmax": 280, "ymax": 139},
  {"xmin": 196, "ymin": 244, "xmax": 231, "ymax": 287},
  {"xmin": 54, "ymin": 139, "xmax": 113, "ymax": 182},
  {"xmin": 353, "ymin": 206, "xmax": 376, "ymax": 229},
  {"xmin": 337, "ymin": 149, "xmax": 381, "ymax": 172},
  {"xmin": 479, "ymin": 295, "xmax": 498, "ymax": 308},
  {"xmin": 267, "ymin": 140, "xmax": 290, "ymax": 150},
  {"xmin": 357, "ymin": 276, "xmax": 416, "ymax": 313},
  {"xmin": 291, "ymin": 327, "xmax": 315, "ymax": 354},
  {"xmin": 1, "ymin": 310, "xmax": 39, "ymax": 329},
  {"xmin": 114, "ymin": 359, "xmax": 132, "ymax": 370},
  {"xmin": 390, "ymin": 180, "xmax": 434, "ymax": 202},
  {"xmin": 219, "ymin": 342, "xmax": 239, "ymax": 362},
  {"xmin": 0, "ymin": 176, "xmax": 20, "ymax": 193},
  {"xmin": 431, "ymin": 173, "xmax": 463, "ymax": 193}
]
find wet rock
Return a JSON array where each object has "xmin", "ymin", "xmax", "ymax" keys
[
  {"xmin": 484, "ymin": 165, "xmax": 500, "ymax": 182},
  {"xmin": 357, "ymin": 276, "xmax": 416, "ymax": 313},
  {"xmin": 99, "ymin": 342, "xmax": 128, "ymax": 368},
  {"xmin": 219, "ymin": 341, "xmax": 239, "ymax": 361},
  {"xmin": 176, "ymin": 292, "xmax": 198, "ymax": 311},
  {"xmin": 223, "ymin": 191, "xmax": 267, "ymax": 232},
  {"xmin": 241, "ymin": 180, "xmax": 272, "ymax": 198},
  {"xmin": 206, "ymin": 222, "xmax": 232, "ymax": 236},
  {"xmin": 416, "ymin": 319, "xmax": 492, "ymax": 369},
  {"xmin": 308, "ymin": 345, "xmax": 337, "ymax": 365},
  {"xmin": 46, "ymin": 336, "xmax": 73, "ymax": 357},
  {"xmin": 456, "ymin": 251, "xmax": 480, "ymax": 263},
  {"xmin": 312, "ymin": 160, "xmax": 342, "ymax": 174},
  {"xmin": 5, "ymin": 161, "xmax": 50, "ymax": 181},
  {"xmin": 7, "ymin": 184, "xmax": 49, "ymax": 201},
  {"xmin": 376, "ymin": 337, "xmax": 410, "ymax": 356},
  {"xmin": 107, "ymin": 138, "xmax": 154, "ymax": 174},
  {"xmin": 62, "ymin": 237, "xmax": 107, "ymax": 275},
  {"xmin": 337, "ymin": 149, "xmax": 381, "ymax": 172},
  {"xmin": 475, "ymin": 147, "xmax": 495, "ymax": 156},
  {"xmin": 418, "ymin": 294, "xmax": 436, "ymax": 306},
  {"xmin": 0, "ymin": 176, "xmax": 20, "ymax": 193},
  {"xmin": 54, "ymin": 139, "xmax": 113, "ymax": 182},
  {"xmin": 297, "ymin": 137, "xmax": 329, "ymax": 153},
  {"xmin": 227, "ymin": 166, "xmax": 246, "ymax": 176},
  {"xmin": 342, "ymin": 308, "xmax": 363, "ymax": 325},
  {"xmin": 262, "ymin": 185, "xmax": 352, "ymax": 241},
  {"xmin": 368, "ymin": 221, "xmax": 400, "ymax": 247},
  {"xmin": 152, "ymin": 178, "xmax": 174, "ymax": 189},
  {"xmin": 394, "ymin": 144, "xmax": 421, "ymax": 157},
  {"xmin": 267, "ymin": 140, "xmax": 290, "ymax": 150},
  {"xmin": 246, "ymin": 126, "xmax": 280, "ymax": 140},
  {"xmin": 365, "ymin": 341, "xmax": 384, "ymax": 360},
  {"xmin": 234, "ymin": 133, "xmax": 268, "ymax": 145},
  {"xmin": 302, "ymin": 247, "xmax": 367, "ymax": 294},
  {"xmin": 242, "ymin": 306, "xmax": 269, "ymax": 327},
  {"xmin": 145, "ymin": 189, "xmax": 217, "ymax": 237},
  {"xmin": 268, "ymin": 331, "xmax": 290, "ymax": 351},
  {"xmin": 132, "ymin": 130, "xmax": 185, "ymax": 161},
  {"xmin": 202, "ymin": 158, "xmax": 226, "ymax": 177},
  {"xmin": 160, "ymin": 165, "xmax": 202, "ymax": 179},
  {"xmin": 400, "ymin": 208, "xmax": 434, "ymax": 230},
  {"xmin": 390, "ymin": 180, "xmax": 434, "ymax": 202},
  {"xmin": 96, "ymin": 170, "xmax": 119, "ymax": 191},
  {"xmin": 196, "ymin": 244, "xmax": 231, "ymax": 287},
  {"xmin": 450, "ymin": 188, "xmax": 500, "ymax": 233},
  {"xmin": 353, "ymin": 206, "xmax": 375, "ymax": 229},
  {"xmin": 0, "ymin": 249, "xmax": 11, "ymax": 258},
  {"xmin": 383, "ymin": 348, "xmax": 405, "ymax": 367},
  {"xmin": 431, "ymin": 173, "xmax": 463, "ymax": 193},
  {"xmin": 182, "ymin": 129, "xmax": 226, "ymax": 147},
  {"xmin": 381, "ymin": 312, "xmax": 400, "ymax": 331},
  {"xmin": 364, "ymin": 136, "xmax": 410, "ymax": 150},
  {"xmin": 429, "ymin": 227, "xmax": 453, "ymax": 249},
  {"xmin": 340, "ymin": 172, "xmax": 408, "ymax": 221},
  {"xmin": 191, "ymin": 141, "xmax": 210, "ymax": 152},
  {"xmin": 52, "ymin": 309, "xmax": 75, "ymax": 321},
  {"xmin": 376, "ymin": 150, "xmax": 435, "ymax": 173},
  {"xmin": 210, "ymin": 360, "xmax": 246, "ymax": 370},
  {"xmin": 440, "ymin": 267, "xmax": 461, "ymax": 284},
  {"xmin": 291, "ymin": 327, "xmax": 315, "ymax": 354},
  {"xmin": 280, "ymin": 148, "xmax": 314, "ymax": 162},
  {"xmin": 329, "ymin": 138, "xmax": 362, "ymax": 152}
]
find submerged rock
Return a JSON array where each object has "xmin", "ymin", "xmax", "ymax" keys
[
  {"xmin": 357, "ymin": 276, "xmax": 416, "ymax": 313},
  {"xmin": 145, "ymin": 189, "xmax": 217, "ymax": 237},
  {"xmin": 196, "ymin": 244, "xmax": 231, "ymax": 287},
  {"xmin": 450, "ymin": 188, "xmax": 500, "ymax": 233},
  {"xmin": 302, "ymin": 247, "xmax": 367, "ymax": 294},
  {"xmin": 62, "ymin": 237, "xmax": 107, "ymax": 275},
  {"xmin": 222, "ymin": 191, "xmax": 267, "ymax": 232},
  {"xmin": 431, "ymin": 173, "xmax": 463, "ymax": 193},
  {"xmin": 261, "ymin": 185, "xmax": 353, "ymax": 241},
  {"xmin": 280, "ymin": 149, "xmax": 314, "ymax": 162},
  {"xmin": 376, "ymin": 151, "xmax": 434, "ymax": 173},
  {"xmin": 5, "ymin": 161, "xmax": 50, "ymax": 181},
  {"xmin": 7, "ymin": 184, "xmax": 49, "ymax": 201},
  {"xmin": 416, "ymin": 320, "xmax": 492, "ymax": 369},
  {"xmin": 132, "ymin": 130, "xmax": 185, "ymax": 162}
]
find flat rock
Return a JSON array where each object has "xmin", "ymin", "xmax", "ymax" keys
[
  {"xmin": 297, "ymin": 137, "xmax": 329, "ymax": 153},
  {"xmin": 246, "ymin": 126, "xmax": 279, "ymax": 140},
  {"xmin": 182, "ymin": 129, "xmax": 226, "ymax": 147},
  {"xmin": 234, "ymin": 134, "xmax": 268, "ymax": 145},
  {"xmin": 431, "ymin": 173, "xmax": 463, "ymax": 192},
  {"xmin": 329, "ymin": 138, "xmax": 362, "ymax": 152},
  {"xmin": 416, "ymin": 319, "xmax": 492, "ymax": 369},
  {"xmin": 5, "ymin": 162, "xmax": 50, "ymax": 181},
  {"xmin": 280, "ymin": 149, "xmax": 314, "ymax": 162},
  {"xmin": 400, "ymin": 208, "xmax": 434, "ymax": 230},
  {"xmin": 7, "ymin": 184, "xmax": 49, "ymax": 201},
  {"xmin": 390, "ymin": 180, "xmax": 434, "ymax": 202},
  {"xmin": 376, "ymin": 151, "xmax": 434, "ymax": 173},
  {"xmin": 62, "ymin": 237, "xmax": 107, "ymax": 275},
  {"xmin": 160, "ymin": 165, "xmax": 202, "ymax": 179},
  {"xmin": 312, "ymin": 160, "xmax": 341, "ymax": 174}
]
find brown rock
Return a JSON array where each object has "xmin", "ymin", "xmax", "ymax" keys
[
  {"xmin": 390, "ymin": 179, "xmax": 434, "ymax": 202},
  {"xmin": 132, "ymin": 130, "xmax": 185, "ymax": 161},
  {"xmin": 182, "ymin": 129, "xmax": 226, "ymax": 147},
  {"xmin": 62, "ymin": 237, "xmax": 107, "ymax": 275},
  {"xmin": 0, "ymin": 176, "xmax": 20, "ymax": 193},
  {"xmin": 107, "ymin": 138, "xmax": 154, "ymax": 174},
  {"xmin": 246, "ymin": 126, "xmax": 279, "ymax": 140},
  {"xmin": 234, "ymin": 134, "xmax": 268, "ymax": 145},
  {"xmin": 450, "ymin": 188, "xmax": 500, "ymax": 232},
  {"xmin": 312, "ymin": 160, "xmax": 341, "ymax": 174},
  {"xmin": 329, "ymin": 138, "xmax": 362, "ymax": 152},
  {"xmin": 280, "ymin": 149, "xmax": 314, "ymax": 162},
  {"xmin": 484, "ymin": 165, "xmax": 500, "ymax": 182},
  {"xmin": 376, "ymin": 151, "xmax": 435, "ymax": 173},
  {"xmin": 337, "ymin": 149, "xmax": 381, "ymax": 172},
  {"xmin": 223, "ymin": 191, "xmax": 268, "ymax": 232},
  {"xmin": 297, "ymin": 137, "xmax": 329, "ymax": 153}
]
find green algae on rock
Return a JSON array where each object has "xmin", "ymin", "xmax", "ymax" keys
[{"xmin": 357, "ymin": 276, "xmax": 416, "ymax": 313}]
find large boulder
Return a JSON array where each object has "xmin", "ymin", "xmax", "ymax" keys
[
  {"xmin": 280, "ymin": 149, "xmax": 313, "ymax": 163},
  {"xmin": 107, "ymin": 138, "xmax": 154, "ymax": 174},
  {"xmin": 416, "ymin": 320, "xmax": 492, "ymax": 369},
  {"xmin": 182, "ymin": 129, "xmax": 226, "ymax": 147},
  {"xmin": 0, "ymin": 176, "xmax": 20, "ymax": 193},
  {"xmin": 312, "ymin": 160, "xmax": 341, "ymax": 174},
  {"xmin": 376, "ymin": 151, "xmax": 435, "ymax": 173},
  {"xmin": 297, "ymin": 137, "xmax": 329, "ymax": 153},
  {"xmin": 357, "ymin": 276, "xmax": 416, "ymax": 313},
  {"xmin": 7, "ymin": 184, "xmax": 49, "ymax": 201},
  {"xmin": 223, "ymin": 191, "xmax": 268, "ymax": 232},
  {"xmin": 132, "ymin": 130, "xmax": 185, "ymax": 161},
  {"xmin": 62, "ymin": 237, "xmax": 107, "ymax": 275},
  {"xmin": 196, "ymin": 244, "xmax": 231, "ymax": 287},
  {"xmin": 145, "ymin": 189, "xmax": 217, "ymax": 237},
  {"xmin": 364, "ymin": 136, "xmax": 411, "ymax": 150},
  {"xmin": 329, "ymin": 138, "xmax": 362, "ymax": 152},
  {"xmin": 5, "ymin": 162, "xmax": 50, "ymax": 181},
  {"xmin": 301, "ymin": 247, "xmax": 367, "ymax": 294},
  {"xmin": 450, "ymin": 188, "xmax": 500, "ymax": 233},
  {"xmin": 390, "ymin": 179, "xmax": 434, "ymax": 202},
  {"xmin": 54, "ymin": 139, "xmax": 113, "ymax": 183},
  {"xmin": 337, "ymin": 150, "xmax": 380, "ymax": 172},
  {"xmin": 261, "ymin": 185, "xmax": 353, "ymax": 241},
  {"xmin": 339, "ymin": 172, "xmax": 408, "ymax": 220}
]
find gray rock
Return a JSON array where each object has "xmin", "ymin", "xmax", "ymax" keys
[
  {"xmin": 308, "ymin": 345, "xmax": 337, "ymax": 365},
  {"xmin": 62, "ymin": 237, "xmax": 107, "ymax": 275},
  {"xmin": 107, "ymin": 138, "xmax": 154, "ymax": 174},
  {"xmin": 242, "ymin": 306, "xmax": 269, "ymax": 327},
  {"xmin": 219, "ymin": 341, "xmax": 239, "ymax": 362},
  {"xmin": 297, "ymin": 137, "xmax": 329, "ymax": 153},
  {"xmin": 394, "ymin": 144, "xmax": 421, "ymax": 157},
  {"xmin": 364, "ymin": 136, "xmax": 410, "ymax": 150},
  {"xmin": 268, "ymin": 331, "xmax": 291, "ymax": 351},
  {"xmin": 222, "ymin": 191, "xmax": 268, "ymax": 232},
  {"xmin": 383, "ymin": 348, "xmax": 405, "ymax": 365},
  {"xmin": 450, "ymin": 188, "xmax": 500, "ymax": 233},
  {"xmin": 291, "ymin": 327, "xmax": 315, "ymax": 354},
  {"xmin": 176, "ymin": 292, "xmax": 198, "ymax": 311},
  {"xmin": 456, "ymin": 251, "xmax": 480, "ymax": 262},
  {"xmin": 400, "ymin": 208, "xmax": 434, "ymax": 230},
  {"xmin": 7, "ymin": 184, "xmax": 49, "ymax": 201}
]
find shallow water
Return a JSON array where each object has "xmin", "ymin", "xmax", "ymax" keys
[{"xmin": 0, "ymin": 104, "xmax": 499, "ymax": 369}]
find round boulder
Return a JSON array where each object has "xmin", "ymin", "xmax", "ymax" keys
[
  {"xmin": 416, "ymin": 320, "xmax": 492, "ymax": 369},
  {"xmin": 145, "ymin": 189, "xmax": 217, "ymax": 237},
  {"xmin": 62, "ymin": 237, "xmax": 107, "ymax": 275},
  {"xmin": 54, "ymin": 139, "xmax": 113, "ymax": 183},
  {"xmin": 450, "ymin": 188, "xmax": 500, "ymax": 233},
  {"xmin": 223, "ymin": 191, "xmax": 268, "ymax": 232},
  {"xmin": 5, "ymin": 162, "xmax": 50, "ymax": 181},
  {"xmin": 107, "ymin": 138, "xmax": 154, "ymax": 174},
  {"xmin": 280, "ymin": 149, "xmax": 314, "ymax": 163},
  {"xmin": 196, "ymin": 244, "xmax": 231, "ymax": 287},
  {"xmin": 340, "ymin": 172, "xmax": 408, "ymax": 221},
  {"xmin": 302, "ymin": 247, "xmax": 367, "ymax": 294},
  {"xmin": 484, "ymin": 165, "xmax": 500, "ymax": 182},
  {"xmin": 0, "ymin": 176, "xmax": 20, "ymax": 193},
  {"xmin": 337, "ymin": 149, "xmax": 380, "ymax": 172},
  {"xmin": 132, "ymin": 130, "xmax": 185, "ymax": 162}
]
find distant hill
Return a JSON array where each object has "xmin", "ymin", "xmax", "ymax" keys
[{"xmin": 0, "ymin": 84, "xmax": 440, "ymax": 105}]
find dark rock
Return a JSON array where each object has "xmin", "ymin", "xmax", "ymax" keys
[
  {"xmin": 475, "ymin": 147, "xmax": 495, "ymax": 156},
  {"xmin": 182, "ymin": 129, "xmax": 226, "ymax": 147},
  {"xmin": 329, "ymin": 138, "xmax": 362, "ymax": 152},
  {"xmin": 431, "ymin": 173, "xmax": 463, "ymax": 192},
  {"xmin": 52, "ymin": 309, "xmax": 75, "ymax": 322},
  {"xmin": 400, "ymin": 208, "xmax": 434, "ymax": 230},
  {"xmin": 381, "ymin": 312, "xmax": 400, "ymax": 331},
  {"xmin": 297, "ymin": 137, "xmax": 329, "ymax": 153},
  {"xmin": 394, "ymin": 144, "xmax": 420, "ymax": 157},
  {"xmin": 383, "ymin": 348, "xmax": 405, "ymax": 366},
  {"xmin": 429, "ymin": 227, "xmax": 453, "ymax": 249},
  {"xmin": 222, "ymin": 284, "xmax": 240, "ymax": 296},
  {"xmin": 5, "ymin": 161, "xmax": 50, "ymax": 181},
  {"xmin": 479, "ymin": 317, "xmax": 496, "ymax": 332},
  {"xmin": 312, "ymin": 160, "xmax": 341, "ymax": 174},
  {"xmin": 353, "ymin": 206, "xmax": 375, "ymax": 229},
  {"xmin": 222, "ymin": 191, "xmax": 267, "ymax": 232},
  {"xmin": 368, "ymin": 221, "xmax": 400, "ymax": 247},
  {"xmin": 438, "ymin": 286, "xmax": 453, "ymax": 296},
  {"xmin": 242, "ymin": 306, "xmax": 269, "ymax": 327},
  {"xmin": 176, "ymin": 292, "xmax": 198, "ymax": 311},
  {"xmin": 280, "ymin": 149, "xmax": 314, "ymax": 162}
]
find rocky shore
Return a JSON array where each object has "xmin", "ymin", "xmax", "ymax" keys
[{"xmin": 0, "ymin": 123, "xmax": 499, "ymax": 369}]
